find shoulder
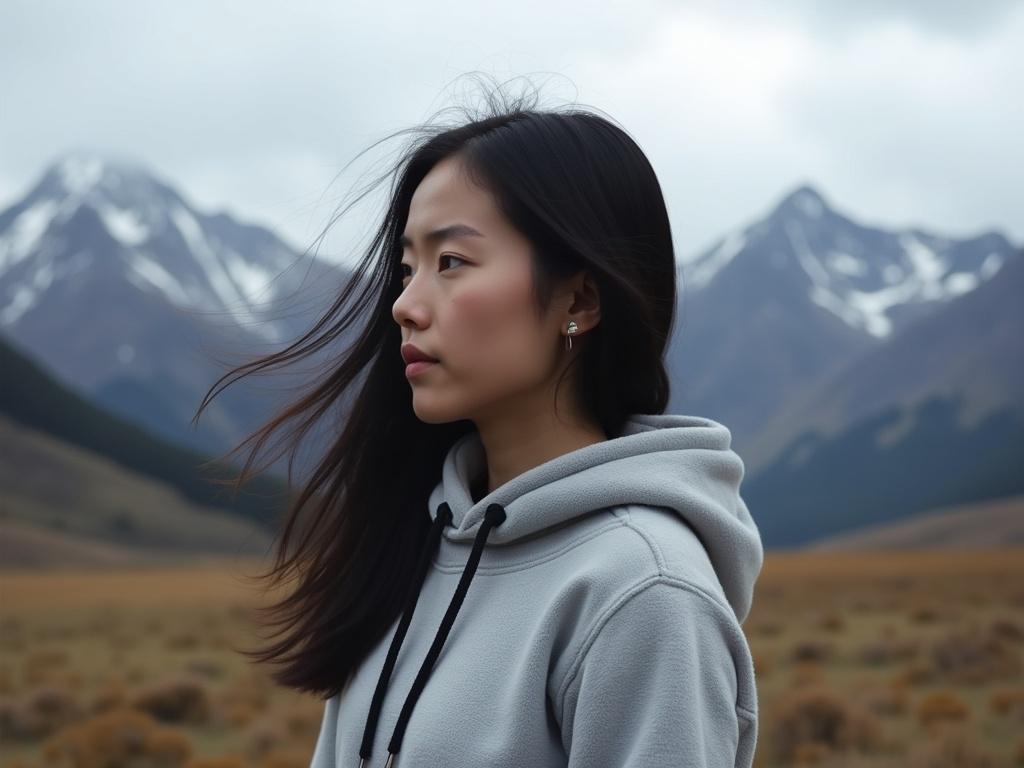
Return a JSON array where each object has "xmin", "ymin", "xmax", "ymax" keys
[
  {"xmin": 568, "ymin": 503, "xmax": 731, "ymax": 613},
  {"xmin": 543, "ymin": 503, "xmax": 743, "ymax": 693},
  {"xmin": 550, "ymin": 573, "xmax": 760, "ymax": 740}
]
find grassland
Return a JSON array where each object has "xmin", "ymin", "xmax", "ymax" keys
[{"xmin": 2, "ymin": 550, "xmax": 1023, "ymax": 767}]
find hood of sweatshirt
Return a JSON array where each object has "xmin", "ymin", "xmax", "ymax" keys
[
  {"xmin": 427, "ymin": 411, "xmax": 763, "ymax": 625},
  {"xmin": 354, "ymin": 412, "xmax": 763, "ymax": 765}
]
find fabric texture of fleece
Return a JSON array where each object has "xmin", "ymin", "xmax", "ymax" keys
[{"xmin": 309, "ymin": 412, "xmax": 764, "ymax": 767}]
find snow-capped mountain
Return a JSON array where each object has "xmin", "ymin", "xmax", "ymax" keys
[
  {"xmin": 681, "ymin": 184, "xmax": 1010, "ymax": 339},
  {"xmin": 668, "ymin": 184, "xmax": 1019, "ymax": 461},
  {"xmin": 1, "ymin": 149, "xmax": 308, "ymax": 342},
  {"xmin": 744, "ymin": 238, "xmax": 1024, "ymax": 480},
  {"xmin": 0, "ymin": 149, "xmax": 350, "ymax": 456},
  {"xmin": 2, "ymin": 151, "xmax": 1018, "ymax": 486}
]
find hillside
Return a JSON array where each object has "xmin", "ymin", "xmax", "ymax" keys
[
  {"xmin": 803, "ymin": 494, "xmax": 1024, "ymax": 551},
  {"xmin": 0, "ymin": 411, "xmax": 275, "ymax": 565}
]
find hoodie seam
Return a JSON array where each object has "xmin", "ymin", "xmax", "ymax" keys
[
  {"xmin": 430, "ymin": 514, "xmax": 629, "ymax": 575},
  {"xmin": 620, "ymin": 506, "xmax": 668, "ymax": 572},
  {"xmin": 555, "ymin": 575, "xmax": 748, "ymax": 729},
  {"xmin": 620, "ymin": 506, "xmax": 736, "ymax": 617}
]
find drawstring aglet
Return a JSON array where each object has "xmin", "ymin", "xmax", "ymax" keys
[{"xmin": 384, "ymin": 753, "xmax": 397, "ymax": 767}]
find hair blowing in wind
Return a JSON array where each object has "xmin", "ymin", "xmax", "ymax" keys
[{"xmin": 190, "ymin": 72, "xmax": 678, "ymax": 698}]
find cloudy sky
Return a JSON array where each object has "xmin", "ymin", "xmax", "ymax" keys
[{"xmin": 2, "ymin": 0, "xmax": 1021, "ymax": 266}]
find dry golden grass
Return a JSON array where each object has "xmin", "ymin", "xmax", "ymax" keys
[
  {"xmin": 1, "ymin": 549, "xmax": 1022, "ymax": 767},
  {"xmin": 747, "ymin": 549, "xmax": 1024, "ymax": 768},
  {"xmin": 0, "ymin": 560, "xmax": 318, "ymax": 767}
]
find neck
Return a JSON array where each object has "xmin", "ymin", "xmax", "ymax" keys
[{"xmin": 471, "ymin": 412, "xmax": 608, "ymax": 497}]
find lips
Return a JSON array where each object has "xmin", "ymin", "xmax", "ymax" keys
[
  {"xmin": 401, "ymin": 343, "xmax": 439, "ymax": 365},
  {"xmin": 405, "ymin": 359, "xmax": 438, "ymax": 379}
]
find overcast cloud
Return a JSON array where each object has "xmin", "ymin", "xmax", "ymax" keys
[{"xmin": 1, "ymin": 0, "xmax": 1020, "ymax": 266}]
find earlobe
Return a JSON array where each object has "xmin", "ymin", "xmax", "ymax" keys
[
  {"xmin": 570, "ymin": 275, "xmax": 601, "ymax": 329},
  {"xmin": 559, "ymin": 271, "xmax": 601, "ymax": 344}
]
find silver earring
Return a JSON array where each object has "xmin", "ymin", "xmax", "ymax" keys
[{"xmin": 565, "ymin": 320, "xmax": 578, "ymax": 351}]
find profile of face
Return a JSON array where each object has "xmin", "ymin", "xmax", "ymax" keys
[{"xmin": 392, "ymin": 153, "xmax": 580, "ymax": 426}]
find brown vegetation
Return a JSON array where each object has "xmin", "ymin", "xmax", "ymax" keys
[{"xmin": 1, "ymin": 549, "xmax": 1022, "ymax": 766}]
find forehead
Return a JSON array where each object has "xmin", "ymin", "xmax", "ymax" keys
[{"xmin": 405, "ymin": 155, "xmax": 501, "ymax": 235}]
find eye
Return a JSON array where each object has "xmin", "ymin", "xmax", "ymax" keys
[
  {"xmin": 400, "ymin": 253, "xmax": 467, "ymax": 282},
  {"xmin": 439, "ymin": 253, "xmax": 468, "ymax": 271}
]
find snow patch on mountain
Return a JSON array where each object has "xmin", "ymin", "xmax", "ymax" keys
[
  {"xmin": 0, "ymin": 199, "xmax": 60, "ymax": 274},
  {"xmin": 96, "ymin": 200, "xmax": 151, "ymax": 246},
  {"xmin": 168, "ymin": 204, "xmax": 283, "ymax": 342},
  {"xmin": 900, "ymin": 234, "xmax": 947, "ymax": 301},
  {"xmin": 58, "ymin": 154, "xmax": 105, "ymax": 196},
  {"xmin": 793, "ymin": 190, "xmax": 824, "ymax": 219},
  {"xmin": 683, "ymin": 229, "xmax": 747, "ymax": 291},
  {"xmin": 125, "ymin": 251, "xmax": 192, "ymax": 305}
]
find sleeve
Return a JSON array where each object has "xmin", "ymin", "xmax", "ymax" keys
[
  {"xmin": 308, "ymin": 693, "xmax": 339, "ymax": 768},
  {"xmin": 556, "ymin": 579, "xmax": 752, "ymax": 768}
]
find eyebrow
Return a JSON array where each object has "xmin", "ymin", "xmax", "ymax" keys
[{"xmin": 399, "ymin": 223, "xmax": 485, "ymax": 251}]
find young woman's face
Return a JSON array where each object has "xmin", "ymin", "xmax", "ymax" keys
[{"xmin": 392, "ymin": 154, "xmax": 568, "ymax": 425}]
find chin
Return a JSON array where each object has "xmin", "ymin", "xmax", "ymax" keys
[{"xmin": 410, "ymin": 396, "xmax": 465, "ymax": 425}]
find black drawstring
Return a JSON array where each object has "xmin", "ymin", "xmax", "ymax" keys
[
  {"xmin": 358, "ymin": 502, "xmax": 452, "ymax": 764},
  {"xmin": 358, "ymin": 501, "xmax": 506, "ymax": 768}
]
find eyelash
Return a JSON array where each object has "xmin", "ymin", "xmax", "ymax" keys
[{"xmin": 400, "ymin": 253, "xmax": 467, "ymax": 280}]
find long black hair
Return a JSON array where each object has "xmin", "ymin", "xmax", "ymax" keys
[{"xmin": 193, "ymin": 73, "xmax": 678, "ymax": 698}]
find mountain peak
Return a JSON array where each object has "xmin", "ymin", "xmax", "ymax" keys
[
  {"xmin": 42, "ymin": 148, "xmax": 158, "ymax": 199},
  {"xmin": 771, "ymin": 183, "xmax": 832, "ymax": 222}
]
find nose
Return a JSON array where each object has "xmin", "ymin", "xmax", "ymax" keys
[{"xmin": 392, "ymin": 279, "xmax": 430, "ymax": 332}]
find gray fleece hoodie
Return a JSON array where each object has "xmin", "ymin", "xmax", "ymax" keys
[{"xmin": 309, "ymin": 413, "xmax": 763, "ymax": 767}]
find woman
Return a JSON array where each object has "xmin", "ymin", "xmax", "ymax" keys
[{"xmin": 201, "ymin": 76, "xmax": 763, "ymax": 767}]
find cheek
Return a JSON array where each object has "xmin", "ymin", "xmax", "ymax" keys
[{"xmin": 447, "ymin": 276, "xmax": 539, "ymax": 364}]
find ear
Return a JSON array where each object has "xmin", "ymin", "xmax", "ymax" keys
[{"xmin": 562, "ymin": 270, "xmax": 601, "ymax": 335}]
